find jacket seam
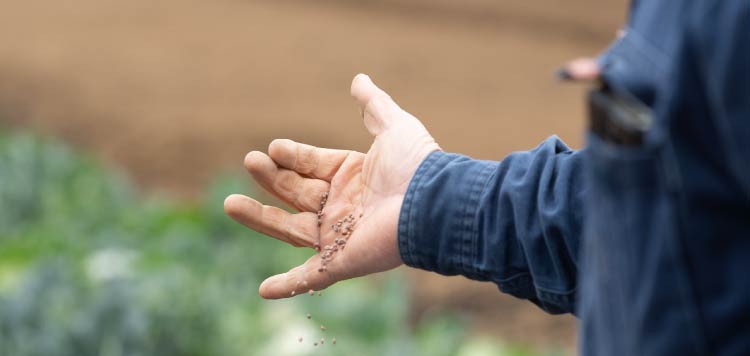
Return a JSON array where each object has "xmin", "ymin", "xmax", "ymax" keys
[
  {"xmin": 468, "ymin": 162, "xmax": 499, "ymax": 276},
  {"xmin": 398, "ymin": 151, "xmax": 440, "ymax": 268}
]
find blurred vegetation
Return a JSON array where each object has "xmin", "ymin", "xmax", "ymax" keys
[{"xmin": 0, "ymin": 130, "xmax": 558, "ymax": 356}]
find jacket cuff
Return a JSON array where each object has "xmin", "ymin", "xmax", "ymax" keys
[{"xmin": 397, "ymin": 151, "xmax": 495, "ymax": 275}]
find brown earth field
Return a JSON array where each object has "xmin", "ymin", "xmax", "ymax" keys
[{"xmin": 0, "ymin": 0, "xmax": 627, "ymax": 353}]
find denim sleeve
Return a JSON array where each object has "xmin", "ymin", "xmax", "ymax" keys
[{"xmin": 398, "ymin": 136, "xmax": 584, "ymax": 314}]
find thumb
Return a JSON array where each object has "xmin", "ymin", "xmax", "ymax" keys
[
  {"xmin": 259, "ymin": 255, "xmax": 337, "ymax": 299},
  {"xmin": 350, "ymin": 73, "xmax": 403, "ymax": 136}
]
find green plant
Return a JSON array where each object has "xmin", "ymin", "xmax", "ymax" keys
[{"xmin": 0, "ymin": 130, "xmax": 554, "ymax": 356}]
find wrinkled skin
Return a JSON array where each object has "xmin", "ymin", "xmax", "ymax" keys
[{"xmin": 224, "ymin": 74, "xmax": 440, "ymax": 299}]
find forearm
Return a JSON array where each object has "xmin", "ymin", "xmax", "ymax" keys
[{"xmin": 398, "ymin": 136, "xmax": 585, "ymax": 314}]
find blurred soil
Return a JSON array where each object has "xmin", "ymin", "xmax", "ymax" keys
[{"xmin": 0, "ymin": 0, "xmax": 627, "ymax": 352}]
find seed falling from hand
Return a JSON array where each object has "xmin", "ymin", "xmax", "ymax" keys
[
  {"xmin": 332, "ymin": 338, "xmax": 336, "ymax": 345},
  {"xmin": 314, "ymin": 342, "xmax": 318, "ymax": 346},
  {"xmin": 308, "ymin": 289, "xmax": 315, "ymax": 296},
  {"xmin": 320, "ymin": 338, "xmax": 325, "ymax": 345},
  {"xmin": 306, "ymin": 313, "xmax": 311, "ymax": 319},
  {"xmin": 320, "ymin": 325, "xmax": 326, "ymax": 331},
  {"xmin": 298, "ymin": 337, "xmax": 303, "ymax": 343},
  {"xmin": 317, "ymin": 192, "xmax": 329, "ymax": 227},
  {"xmin": 318, "ymin": 291, "xmax": 322, "ymax": 296}
]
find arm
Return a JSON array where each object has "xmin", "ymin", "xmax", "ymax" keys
[
  {"xmin": 399, "ymin": 139, "xmax": 584, "ymax": 314},
  {"xmin": 224, "ymin": 74, "xmax": 583, "ymax": 316}
]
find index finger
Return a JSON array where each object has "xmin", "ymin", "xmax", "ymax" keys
[{"xmin": 268, "ymin": 139, "xmax": 353, "ymax": 181}]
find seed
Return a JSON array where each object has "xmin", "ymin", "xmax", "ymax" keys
[
  {"xmin": 318, "ymin": 291, "xmax": 322, "ymax": 296},
  {"xmin": 320, "ymin": 325, "xmax": 326, "ymax": 331},
  {"xmin": 298, "ymin": 337, "xmax": 303, "ymax": 343},
  {"xmin": 320, "ymin": 338, "xmax": 325, "ymax": 345},
  {"xmin": 306, "ymin": 313, "xmax": 311, "ymax": 319},
  {"xmin": 332, "ymin": 338, "xmax": 336, "ymax": 345},
  {"xmin": 308, "ymin": 290, "xmax": 315, "ymax": 296},
  {"xmin": 291, "ymin": 291, "xmax": 296, "ymax": 296},
  {"xmin": 314, "ymin": 342, "xmax": 318, "ymax": 346}
]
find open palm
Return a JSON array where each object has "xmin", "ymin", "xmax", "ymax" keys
[{"xmin": 224, "ymin": 74, "xmax": 440, "ymax": 299}]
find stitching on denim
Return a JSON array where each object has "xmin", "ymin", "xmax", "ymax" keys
[
  {"xmin": 491, "ymin": 272, "xmax": 534, "ymax": 293},
  {"xmin": 468, "ymin": 162, "xmax": 498, "ymax": 276},
  {"xmin": 398, "ymin": 151, "xmax": 439, "ymax": 268},
  {"xmin": 460, "ymin": 161, "xmax": 491, "ymax": 274},
  {"xmin": 413, "ymin": 152, "xmax": 441, "ymax": 268}
]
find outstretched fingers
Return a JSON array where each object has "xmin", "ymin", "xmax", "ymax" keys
[
  {"xmin": 268, "ymin": 139, "xmax": 352, "ymax": 181},
  {"xmin": 224, "ymin": 194, "xmax": 318, "ymax": 248},
  {"xmin": 244, "ymin": 151, "xmax": 330, "ymax": 212}
]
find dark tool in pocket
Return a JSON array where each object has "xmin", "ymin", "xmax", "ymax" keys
[{"xmin": 588, "ymin": 82, "xmax": 653, "ymax": 146}]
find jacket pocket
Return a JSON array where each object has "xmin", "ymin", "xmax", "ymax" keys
[{"xmin": 579, "ymin": 128, "xmax": 708, "ymax": 355}]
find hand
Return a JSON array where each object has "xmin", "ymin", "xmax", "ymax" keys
[{"xmin": 224, "ymin": 74, "xmax": 440, "ymax": 299}]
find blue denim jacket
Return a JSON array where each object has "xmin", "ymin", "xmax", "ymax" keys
[{"xmin": 397, "ymin": 1, "xmax": 750, "ymax": 355}]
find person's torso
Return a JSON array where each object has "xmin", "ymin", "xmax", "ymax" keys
[{"xmin": 579, "ymin": 1, "xmax": 750, "ymax": 355}]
